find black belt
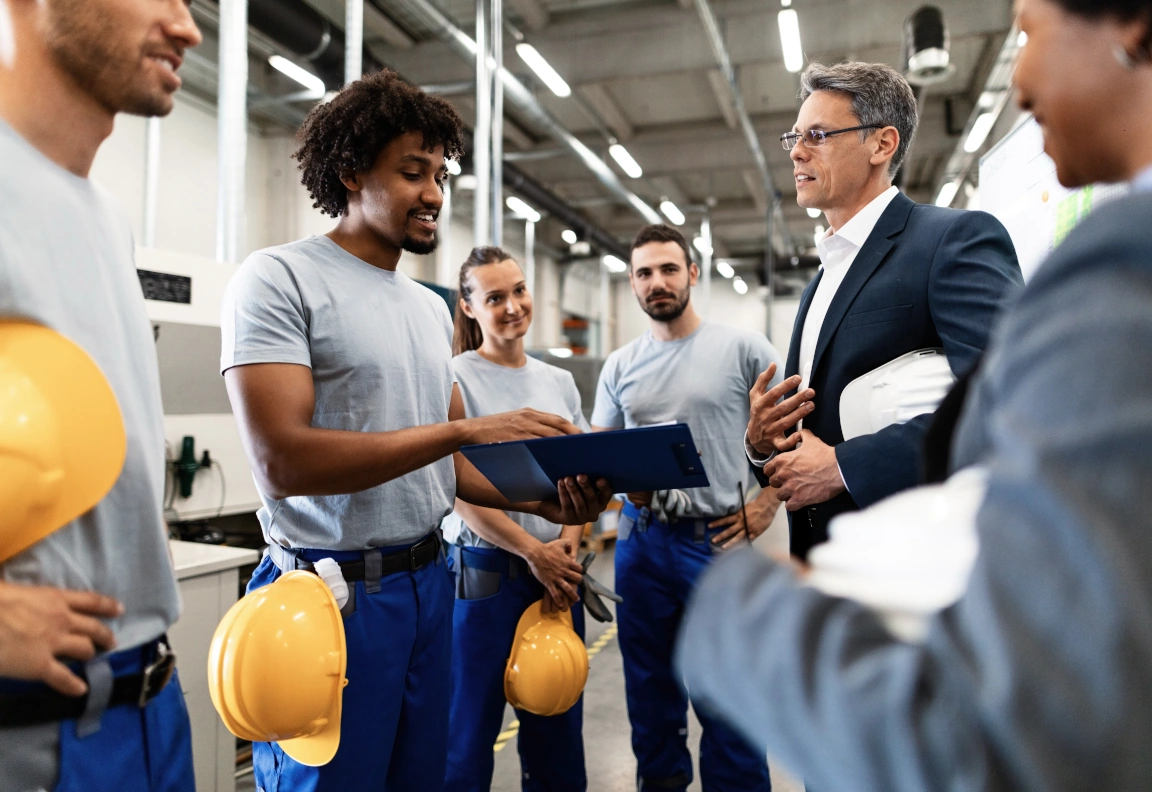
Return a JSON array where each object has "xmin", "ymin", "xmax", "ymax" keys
[
  {"xmin": 296, "ymin": 531, "xmax": 442, "ymax": 581},
  {"xmin": 0, "ymin": 637, "xmax": 176, "ymax": 729}
]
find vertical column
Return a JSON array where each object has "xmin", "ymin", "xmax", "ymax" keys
[
  {"xmin": 598, "ymin": 263, "xmax": 609, "ymax": 357},
  {"xmin": 436, "ymin": 180, "xmax": 455, "ymax": 287},
  {"xmin": 143, "ymin": 116, "xmax": 161, "ymax": 248},
  {"xmin": 699, "ymin": 212, "xmax": 713, "ymax": 317},
  {"xmin": 345, "ymin": 0, "xmax": 363, "ymax": 85},
  {"xmin": 764, "ymin": 204, "xmax": 775, "ymax": 340},
  {"xmin": 524, "ymin": 218, "xmax": 535, "ymax": 347},
  {"xmin": 474, "ymin": 0, "xmax": 503, "ymax": 247},
  {"xmin": 474, "ymin": 0, "xmax": 491, "ymax": 247},
  {"xmin": 489, "ymin": 0, "xmax": 503, "ymax": 247},
  {"xmin": 215, "ymin": 0, "xmax": 248, "ymax": 263}
]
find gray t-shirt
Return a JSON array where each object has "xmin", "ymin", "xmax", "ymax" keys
[
  {"xmin": 592, "ymin": 320, "xmax": 784, "ymax": 518},
  {"xmin": 0, "ymin": 119, "xmax": 180, "ymax": 650},
  {"xmin": 442, "ymin": 351, "xmax": 590, "ymax": 548},
  {"xmin": 220, "ymin": 235, "xmax": 457, "ymax": 550}
]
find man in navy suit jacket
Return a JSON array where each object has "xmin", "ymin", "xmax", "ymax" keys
[{"xmin": 746, "ymin": 62, "xmax": 1023, "ymax": 559}]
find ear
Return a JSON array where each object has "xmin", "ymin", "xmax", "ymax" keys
[
  {"xmin": 459, "ymin": 297, "xmax": 475, "ymax": 319},
  {"xmin": 1117, "ymin": 15, "xmax": 1152, "ymax": 64},
  {"xmin": 870, "ymin": 127, "xmax": 901, "ymax": 169},
  {"xmin": 339, "ymin": 171, "xmax": 364, "ymax": 193},
  {"xmin": 688, "ymin": 261, "xmax": 700, "ymax": 287}
]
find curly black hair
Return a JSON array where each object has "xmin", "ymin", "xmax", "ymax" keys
[{"xmin": 294, "ymin": 69, "xmax": 466, "ymax": 217}]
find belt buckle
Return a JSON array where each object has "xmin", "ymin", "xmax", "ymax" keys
[{"xmin": 138, "ymin": 641, "xmax": 176, "ymax": 707}]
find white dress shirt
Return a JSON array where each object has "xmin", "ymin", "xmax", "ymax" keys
[
  {"xmin": 798, "ymin": 185, "xmax": 901, "ymax": 394},
  {"xmin": 746, "ymin": 186, "xmax": 901, "ymax": 469}
]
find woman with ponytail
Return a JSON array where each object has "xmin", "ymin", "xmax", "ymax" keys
[{"xmin": 443, "ymin": 246, "xmax": 589, "ymax": 792}]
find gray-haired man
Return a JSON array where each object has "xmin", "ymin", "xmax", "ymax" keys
[{"xmin": 744, "ymin": 61, "xmax": 1022, "ymax": 559}]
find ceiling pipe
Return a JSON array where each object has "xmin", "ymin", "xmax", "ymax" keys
[
  {"xmin": 208, "ymin": 0, "xmax": 382, "ymax": 89},
  {"xmin": 207, "ymin": 0, "xmax": 630, "ymax": 261},
  {"xmin": 501, "ymin": 164, "xmax": 629, "ymax": 260},
  {"xmin": 691, "ymin": 0, "xmax": 792, "ymax": 251},
  {"xmin": 386, "ymin": 0, "xmax": 663, "ymax": 225}
]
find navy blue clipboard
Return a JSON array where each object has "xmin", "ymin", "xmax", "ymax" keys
[{"xmin": 460, "ymin": 423, "xmax": 709, "ymax": 503}]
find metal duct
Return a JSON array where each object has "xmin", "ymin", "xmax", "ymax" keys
[
  {"xmin": 216, "ymin": 0, "xmax": 247, "ymax": 263},
  {"xmin": 692, "ymin": 0, "xmax": 788, "ymax": 332},
  {"xmin": 345, "ymin": 0, "xmax": 364, "ymax": 85},
  {"xmin": 388, "ymin": 0, "xmax": 662, "ymax": 225},
  {"xmin": 215, "ymin": 0, "xmax": 382, "ymax": 89},
  {"xmin": 502, "ymin": 165, "xmax": 629, "ymax": 261}
]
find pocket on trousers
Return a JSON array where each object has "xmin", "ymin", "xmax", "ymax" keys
[
  {"xmin": 456, "ymin": 566, "xmax": 503, "ymax": 601},
  {"xmin": 617, "ymin": 514, "xmax": 634, "ymax": 542}
]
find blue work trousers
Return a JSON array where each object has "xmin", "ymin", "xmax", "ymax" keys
[
  {"xmin": 616, "ymin": 502, "xmax": 771, "ymax": 792},
  {"xmin": 247, "ymin": 538, "xmax": 454, "ymax": 792},
  {"xmin": 445, "ymin": 545, "xmax": 586, "ymax": 792},
  {"xmin": 0, "ymin": 641, "xmax": 195, "ymax": 792}
]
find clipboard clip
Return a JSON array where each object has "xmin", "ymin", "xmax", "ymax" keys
[{"xmin": 671, "ymin": 442, "xmax": 702, "ymax": 476}]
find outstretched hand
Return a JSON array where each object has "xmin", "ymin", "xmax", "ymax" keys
[
  {"xmin": 747, "ymin": 363, "xmax": 815, "ymax": 456},
  {"xmin": 535, "ymin": 475, "xmax": 614, "ymax": 526}
]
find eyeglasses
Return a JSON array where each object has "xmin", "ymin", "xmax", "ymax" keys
[{"xmin": 780, "ymin": 124, "xmax": 885, "ymax": 151}]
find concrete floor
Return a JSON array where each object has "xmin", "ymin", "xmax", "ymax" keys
[{"xmin": 238, "ymin": 506, "xmax": 804, "ymax": 792}]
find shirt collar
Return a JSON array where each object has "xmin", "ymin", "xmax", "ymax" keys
[
  {"xmin": 816, "ymin": 185, "xmax": 900, "ymax": 266},
  {"xmin": 1132, "ymin": 164, "xmax": 1152, "ymax": 194}
]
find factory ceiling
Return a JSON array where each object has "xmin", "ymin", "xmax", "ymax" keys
[{"xmin": 184, "ymin": 0, "xmax": 1015, "ymax": 274}]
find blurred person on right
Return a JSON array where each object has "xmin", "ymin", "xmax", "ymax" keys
[{"xmin": 676, "ymin": 0, "xmax": 1152, "ymax": 789}]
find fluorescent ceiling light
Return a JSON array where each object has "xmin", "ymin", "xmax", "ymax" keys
[
  {"xmin": 780, "ymin": 0, "xmax": 792, "ymax": 5},
  {"xmin": 659, "ymin": 199, "xmax": 686, "ymax": 226},
  {"xmin": 716, "ymin": 260, "xmax": 734, "ymax": 278},
  {"xmin": 806, "ymin": 207, "xmax": 822, "ymax": 218},
  {"xmin": 778, "ymin": 9, "xmax": 804, "ymax": 73},
  {"xmin": 446, "ymin": 159, "xmax": 461, "ymax": 176},
  {"xmin": 602, "ymin": 255, "xmax": 627, "ymax": 273},
  {"xmin": 609, "ymin": 144, "xmax": 643, "ymax": 178},
  {"xmin": 268, "ymin": 55, "xmax": 325, "ymax": 95},
  {"xmin": 548, "ymin": 347, "xmax": 574, "ymax": 358},
  {"xmin": 733, "ymin": 277, "xmax": 749, "ymax": 295},
  {"xmin": 692, "ymin": 236, "xmax": 712, "ymax": 256},
  {"xmin": 455, "ymin": 174, "xmax": 477, "ymax": 191},
  {"xmin": 506, "ymin": 196, "xmax": 541, "ymax": 223},
  {"xmin": 935, "ymin": 180, "xmax": 961, "ymax": 207},
  {"xmin": 516, "ymin": 43, "xmax": 571, "ymax": 98},
  {"xmin": 964, "ymin": 112, "xmax": 997, "ymax": 153},
  {"xmin": 561, "ymin": 229, "xmax": 578, "ymax": 244}
]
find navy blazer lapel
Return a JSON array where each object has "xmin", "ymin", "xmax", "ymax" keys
[
  {"xmin": 786, "ymin": 269, "xmax": 822, "ymax": 379},
  {"xmin": 809, "ymin": 193, "xmax": 915, "ymax": 380}
]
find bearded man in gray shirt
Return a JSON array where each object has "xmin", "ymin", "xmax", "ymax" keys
[{"xmin": 592, "ymin": 224, "xmax": 784, "ymax": 792}]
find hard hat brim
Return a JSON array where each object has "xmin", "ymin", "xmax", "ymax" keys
[{"xmin": 0, "ymin": 321, "xmax": 126, "ymax": 562}]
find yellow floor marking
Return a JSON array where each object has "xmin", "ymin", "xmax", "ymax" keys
[{"xmin": 493, "ymin": 623, "xmax": 619, "ymax": 752}]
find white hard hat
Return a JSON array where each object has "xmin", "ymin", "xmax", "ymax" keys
[{"xmin": 838, "ymin": 348, "xmax": 955, "ymax": 441}]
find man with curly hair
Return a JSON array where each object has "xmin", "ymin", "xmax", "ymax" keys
[{"xmin": 220, "ymin": 69, "xmax": 611, "ymax": 790}]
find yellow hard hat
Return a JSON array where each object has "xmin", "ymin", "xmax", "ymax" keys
[
  {"xmin": 208, "ymin": 570, "xmax": 348, "ymax": 767},
  {"xmin": 0, "ymin": 321, "xmax": 126, "ymax": 564},
  {"xmin": 504, "ymin": 600, "xmax": 589, "ymax": 717}
]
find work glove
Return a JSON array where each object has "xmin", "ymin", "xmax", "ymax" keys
[
  {"xmin": 580, "ymin": 551, "xmax": 622, "ymax": 623},
  {"xmin": 651, "ymin": 489, "xmax": 692, "ymax": 525}
]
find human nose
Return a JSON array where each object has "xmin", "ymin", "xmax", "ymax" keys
[
  {"xmin": 166, "ymin": 1, "xmax": 203, "ymax": 49},
  {"xmin": 421, "ymin": 178, "xmax": 444, "ymax": 209}
]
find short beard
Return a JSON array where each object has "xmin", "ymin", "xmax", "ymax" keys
[
  {"xmin": 45, "ymin": 0, "xmax": 175, "ymax": 118},
  {"xmin": 402, "ymin": 235, "xmax": 439, "ymax": 256},
  {"xmin": 640, "ymin": 289, "xmax": 690, "ymax": 322}
]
